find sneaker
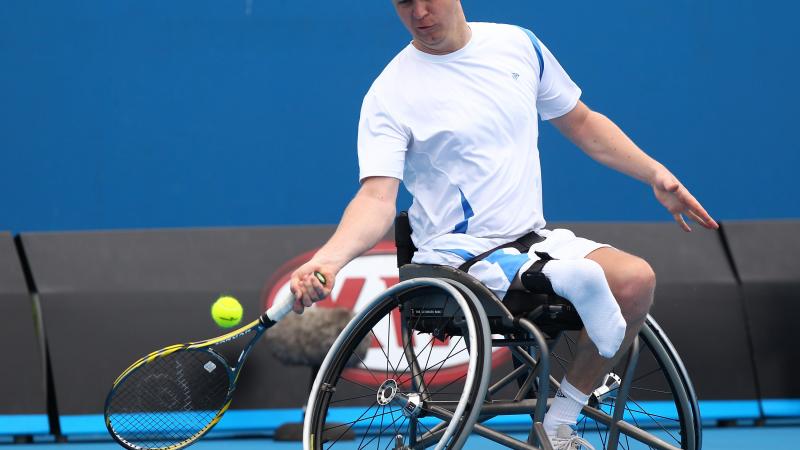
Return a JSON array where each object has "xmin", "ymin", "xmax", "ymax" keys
[{"xmin": 550, "ymin": 424, "xmax": 595, "ymax": 450}]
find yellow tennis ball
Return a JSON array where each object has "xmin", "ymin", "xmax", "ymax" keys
[{"xmin": 211, "ymin": 295, "xmax": 243, "ymax": 328}]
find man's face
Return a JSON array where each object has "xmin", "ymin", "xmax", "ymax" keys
[{"xmin": 392, "ymin": 0, "xmax": 465, "ymax": 54}]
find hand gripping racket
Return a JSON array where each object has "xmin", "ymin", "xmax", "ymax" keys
[{"xmin": 104, "ymin": 272, "xmax": 326, "ymax": 450}]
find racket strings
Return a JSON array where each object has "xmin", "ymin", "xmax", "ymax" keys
[{"xmin": 106, "ymin": 349, "xmax": 231, "ymax": 449}]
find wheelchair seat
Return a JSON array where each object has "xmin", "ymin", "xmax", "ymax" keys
[{"xmin": 399, "ymin": 263, "xmax": 583, "ymax": 336}]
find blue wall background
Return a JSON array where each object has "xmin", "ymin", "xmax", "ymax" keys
[{"xmin": 1, "ymin": 1, "xmax": 798, "ymax": 232}]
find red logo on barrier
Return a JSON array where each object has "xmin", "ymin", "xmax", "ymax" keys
[{"xmin": 263, "ymin": 242, "xmax": 509, "ymax": 386}]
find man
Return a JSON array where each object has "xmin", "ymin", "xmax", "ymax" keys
[{"xmin": 290, "ymin": 0, "xmax": 717, "ymax": 448}]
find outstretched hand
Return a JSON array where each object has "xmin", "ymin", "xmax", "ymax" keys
[{"xmin": 652, "ymin": 171, "xmax": 718, "ymax": 232}]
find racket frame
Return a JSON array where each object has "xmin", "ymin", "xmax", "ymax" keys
[{"xmin": 104, "ymin": 317, "xmax": 269, "ymax": 450}]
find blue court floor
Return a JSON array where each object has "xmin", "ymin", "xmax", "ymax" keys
[{"xmin": 3, "ymin": 426, "xmax": 799, "ymax": 450}]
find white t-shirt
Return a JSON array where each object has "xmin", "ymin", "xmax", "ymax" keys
[{"xmin": 357, "ymin": 22, "xmax": 581, "ymax": 266}]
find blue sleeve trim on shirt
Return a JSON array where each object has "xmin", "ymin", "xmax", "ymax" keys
[
  {"xmin": 516, "ymin": 26, "xmax": 544, "ymax": 81},
  {"xmin": 453, "ymin": 187, "xmax": 474, "ymax": 234}
]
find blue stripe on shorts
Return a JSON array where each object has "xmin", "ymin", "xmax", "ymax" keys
[{"xmin": 483, "ymin": 249, "xmax": 531, "ymax": 283}]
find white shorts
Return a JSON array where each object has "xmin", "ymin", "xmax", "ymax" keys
[
  {"xmin": 416, "ymin": 228, "xmax": 610, "ymax": 299},
  {"xmin": 529, "ymin": 228, "xmax": 611, "ymax": 260}
]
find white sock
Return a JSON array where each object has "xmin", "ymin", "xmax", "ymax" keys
[
  {"xmin": 520, "ymin": 258, "xmax": 627, "ymax": 358},
  {"xmin": 543, "ymin": 377, "xmax": 590, "ymax": 438}
]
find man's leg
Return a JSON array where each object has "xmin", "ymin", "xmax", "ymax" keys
[
  {"xmin": 503, "ymin": 243, "xmax": 655, "ymax": 442},
  {"xmin": 565, "ymin": 247, "xmax": 656, "ymax": 394},
  {"xmin": 532, "ymin": 246, "xmax": 655, "ymax": 444}
]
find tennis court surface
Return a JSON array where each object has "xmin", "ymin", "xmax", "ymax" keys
[{"xmin": 3, "ymin": 425, "xmax": 799, "ymax": 449}]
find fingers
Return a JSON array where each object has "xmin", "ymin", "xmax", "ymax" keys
[
  {"xmin": 300, "ymin": 274, "xmax": 313, "ymax": 306},
  {"xmin": 675, "ymin": 186, "xmax": 719, "ymax": 230},
  {"xmin": 289, "ymin": 266, "xmax": 334, "ymax": 315},
  {"xmin": 656, "ymin": 178, "xmax": 719, "ymax": 232},
  {"xmin": 289, "ymin": 277, "xmax": 303, "ymax": 311},
  {"xmin": 688, "ymin": 203, "xmax": 718, "ymax": 229},
  {"xmin": 673, "ymin": 213, "xmax": 692, "ymax": 232},
  {"xmin": 290, "ymin": 277, "xmax": 314, "ymax": 314},
  {"xmin": 687, "ymin": 209, "xmax": 710, "ymax": 228},
  {"xmin": 289, "ymin": 278, "xmax": 305, "ymax": 314},
  {"xmin": 292, "ymin": 298, "xmax": 304, "ymax": 315},
  {"xmin": 312, "ymin": 274, "xmax": 328, "ymax": 300},
  {"xmin": 687, "ymin": 209, "xmax": 706, "ymax": 226},
  {"xmin": 300, "ymin": 273, "xmax": 329, "ymax": 304}
]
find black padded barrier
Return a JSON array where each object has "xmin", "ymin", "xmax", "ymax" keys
[
  {"xmin": 722, "ymin": 220, "xmax": 800, "ymax": 403},
  {"xmin": 551, "ymin": 222, "xmax": 758, "ymax": 402},
  {"xmin": 0, "ymin": 232, "xmax": 46, "ymax": 416},
  {"xmin": 18, "ymin": 226, "xmax": 336, "ymax": 416}
]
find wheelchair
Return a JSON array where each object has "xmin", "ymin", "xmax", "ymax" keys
[{"xmin": 304, "ymin": 214, "xmax": 701, "ymax": 450}]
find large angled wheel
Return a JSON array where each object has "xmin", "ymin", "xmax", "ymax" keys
[
  {"xmin": 546, "ymin": 316, "xmax": 701, "ymax": 450},
  {"xmin": 304, "ymin": 279, "xmax": 492, "ymax": 450}
]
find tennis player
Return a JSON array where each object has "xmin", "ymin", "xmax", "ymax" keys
[{"xmin": 290, "ymin": 1, "xmax": 717, "ymax": 448}]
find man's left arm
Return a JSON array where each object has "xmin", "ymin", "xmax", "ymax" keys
[{"xmin": 550, "ymin": 100, "xmax": 718, "ymax": 232}]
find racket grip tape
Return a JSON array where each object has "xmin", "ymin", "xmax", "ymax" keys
[{"xmin": 263, "ymin": 271, "xmax": 327, "ymax": 323}]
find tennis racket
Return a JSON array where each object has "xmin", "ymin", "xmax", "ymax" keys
[{"xmin": 104, "ymin": 272, "xmax": 326, "ymax": 450}]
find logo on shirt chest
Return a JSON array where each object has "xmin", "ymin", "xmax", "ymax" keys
[{"xmin": 511, "ymin": 72, "xmax": 520, "ymax": 80}]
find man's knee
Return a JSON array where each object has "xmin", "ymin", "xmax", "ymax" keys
[{"xmin": 614, "ymin": 257, "xmax": 656, "ymax": 319}]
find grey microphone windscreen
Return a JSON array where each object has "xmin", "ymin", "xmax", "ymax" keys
[{"xmin": 266, "ymin": 306, "xmax": 368, "ymax": 367}]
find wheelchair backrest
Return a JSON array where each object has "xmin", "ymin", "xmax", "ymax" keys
[{"xmin": 395, "ymin": 211, "xmax": 417, "ymax": 268}]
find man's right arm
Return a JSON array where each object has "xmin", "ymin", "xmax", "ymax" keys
[{"xmin": 289, "ymin": 176, "xmax": 400, "ymax": 313}]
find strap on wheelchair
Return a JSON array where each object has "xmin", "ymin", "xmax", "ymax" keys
[
  {"xmin": 457, "ymin": 230, "xmax": 545, "ymax": 272},
  {"xmin": 520, "ymin": 252, "xmax": 556, "ymax": 295},
  {"xmin": 456, "ymin": 232, "xmax": 557, "ymax": 296}
]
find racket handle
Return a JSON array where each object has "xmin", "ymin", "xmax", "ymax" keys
[
  {"xmin": 264, "ymin": 272, "xmax": 327, "ymax": 323},
  {"xmin": 264, "ymin": 294, "xmax": 294, "ymax": 323}
]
